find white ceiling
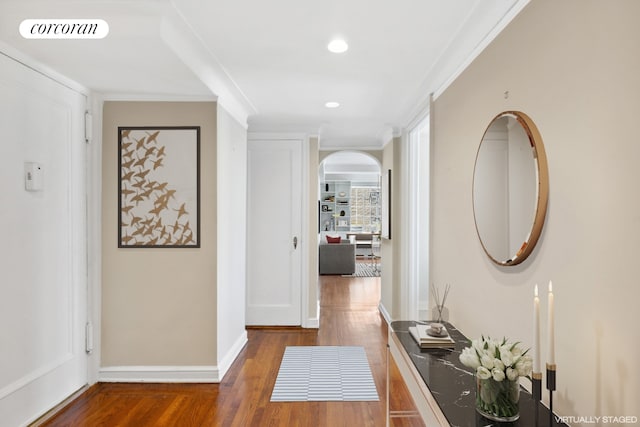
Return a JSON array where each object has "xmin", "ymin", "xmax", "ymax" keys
[{"xmin": 0, "ymin": 0, "xmax": 527, "ymax": 149}]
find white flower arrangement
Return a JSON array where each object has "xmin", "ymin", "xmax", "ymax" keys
[
  {"xmin": 459, "ymin": 335, "xmax": 532, "ymax": 380},
  {"xmin": 459, "ymin": 335, "xmax": 532, "ymax": 420}
]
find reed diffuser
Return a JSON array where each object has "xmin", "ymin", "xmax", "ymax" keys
[{"xmin": 431, "ymin": 283, "xmax": 451, "ymax": 323}]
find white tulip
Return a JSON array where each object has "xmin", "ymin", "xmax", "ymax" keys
[
  {"xmin": 461, "ymin": 336, "xmax": 533, "ymax": 386},
  {"xmin": 500, "ymin": 349, "xmax": 514, "ymax": 367},
  {"xmin": 486, "ymin": 339, "xmax": 497, "ymax": 356},
  {"xmin": 511, "ymin": 345, "xmax": 523, "ymax": 356},
  {"xmin": 515, "ymin": 355, "xmax": 533, "ymax": 377},
  {"xmin": 477, "ymin": 366, "xmax": 492, "ymax": 380},
  {"xmin": 492, "ymin": 368, "xmax": 506, "ymax": 382},
  {"xmin": 459, "ymin": 347, "xmax": 481, "ymax": 370},
  {"xmin": 481, "ymin": 354, "xmax": 495, "ymax": 369}
]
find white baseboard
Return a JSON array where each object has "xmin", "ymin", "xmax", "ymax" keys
[
  {"xmin": 378, "ymin": 302, "xmax": 392, "ymax": 324},
  {"xmin": 217, "ymin": 330, "xmax": 248, "ymax": 380},
  {"xmin": 303, "ymin": 300, "xmax": 320, "ymax": 328},
  {"xmin": 304, "ymin": 317, "xmax": 319, "ymax": 328},
  {"xmin": 99, "ymin": 365, "xmax": 221, "ymax": 383},
  {"xmin": 98, "ymin": 331, "xmax": 250, "ymax": 383}
]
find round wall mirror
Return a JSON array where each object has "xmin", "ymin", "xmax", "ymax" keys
[{"xmin": 472, "ymin": 111, "xmax": 549, "ymax": 266}]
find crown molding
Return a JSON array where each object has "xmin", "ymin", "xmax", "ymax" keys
[
  {"xmin": 248, "ymin": 131, "xmax": 310, "ymax": 141},
  {"xmin": 0, "ymin": 41, "xmax": 89, "ymax": 96},
  {"xmin": 401, "ymin": 0, "xmax": 530, "ymax": 128},
  {"xmin": 432, "ymin": 0, "xmax": 530, "ymax": 100},
  {"xmin": 100, "ymin": 93, "xmax": 218, "ymax": 102},
  {"xmin": 162, "ymin": 1, "xmax": 255, "ymax": 128}
]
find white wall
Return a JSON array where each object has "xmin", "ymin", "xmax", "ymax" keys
[
  {"xmin": 430, "ymin": 0, "xmax": 640, "ymax": 423},
  {"xmin": 0, "ymin": 52, "xmax": 87, "ymax": 425},
  {"xmin": 216, "ymin": 106, "xmax": 248, "ymax": 375},
  {"xmin": 380, "ymin": 137, "xmax": 404, "ymax": 320}
]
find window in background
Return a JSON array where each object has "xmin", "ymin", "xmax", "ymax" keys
[{"xmin": 350, "ymin": 186, "xmax": 381, "ymax": 233}]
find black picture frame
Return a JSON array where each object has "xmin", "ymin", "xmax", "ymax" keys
[{"xmin": 118, "ymin": 126, "xmax": 201, "ymax": 248}]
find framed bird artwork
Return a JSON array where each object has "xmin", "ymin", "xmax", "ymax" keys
[{"xmin": 118, "ymin": 126, "xmax": 200, "ymax": 248}]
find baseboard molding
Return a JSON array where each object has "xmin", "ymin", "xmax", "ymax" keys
[
  {"xmin": 99, "ymin": 365, "xmax": 221, "ymax": 383},
  {"xmin": 30, "ymin": 385, "xmax": 90, "ymax": 426},
  {"xmin": 303, "ymin": 317, "xmax": 319, "ymax": 329},
  {"xmin": 217, "ymin": 330, "xmax": 248, "ymax": 380},
  {"xmin": 98, "ymin": 331, "xmax": 249, "ymax": 384},
  {"xmin": 304, "ymin": 300, "xmax": 320, "ymax": 329},
  {"xmin": 378, "ymin": 302, "xmax": 392, "ymax": 324}
]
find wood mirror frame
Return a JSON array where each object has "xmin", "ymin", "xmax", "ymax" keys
[{"xmin": 472, "ymin": 111, "xmax": 549, "ymax": 266}]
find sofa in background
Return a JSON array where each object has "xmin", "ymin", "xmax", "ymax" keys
[{"xmin": 319, "ymin": 241, "xmax": 356, "ymax": 275}]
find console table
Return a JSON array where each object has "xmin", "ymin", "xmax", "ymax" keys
[{"xmin": 387, "ymin": 321, "xmax": 565, "ymax": 427}]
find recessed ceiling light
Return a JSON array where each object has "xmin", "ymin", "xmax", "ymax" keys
[
  {"xmin": 325, "ymin": 101, "xmax": 340, "ymax": 108},
  {"xmin": 327, "ymin": 39, "xmax": 348, "ymax": 53}
]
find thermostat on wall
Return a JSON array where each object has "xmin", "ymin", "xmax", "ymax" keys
[{"xmin": 25, "ymin": 162, "xmax": 44, "ymax": 191}]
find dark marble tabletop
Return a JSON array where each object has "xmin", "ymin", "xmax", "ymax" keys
[{"xmin": 390, "ymin": 321, "xmax": 565, "ymax": 427}]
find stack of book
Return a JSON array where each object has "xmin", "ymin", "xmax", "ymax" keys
[{"xmin": 408, "ymin": 324, "xmax": 456, "ymax": 349}]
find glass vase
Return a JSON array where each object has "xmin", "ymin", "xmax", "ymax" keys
[{"xmin": 475, "ymin": 375, "xmax": 520, "ymax": 422}]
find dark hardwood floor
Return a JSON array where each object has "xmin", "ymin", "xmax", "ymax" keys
[{"xmin": 36, "ymin": 272, "xmax": 422, "ymax": 426}]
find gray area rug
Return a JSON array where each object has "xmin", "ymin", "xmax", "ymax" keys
[
  {"xmin": 270, "ymin": 346, "xmax": 379, "ymax": 402},
  {"xmin": 342, "ymin": 262, "xmax": 381, "ymax": 277}
]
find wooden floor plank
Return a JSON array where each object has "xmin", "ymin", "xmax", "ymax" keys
[{"xmin": 36, "ymin": 274, "xmax": 423, "ymax": 427}]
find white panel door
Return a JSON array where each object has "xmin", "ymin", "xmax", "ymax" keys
[
  {"xmin": 0, "ymin": 53, "xmax": 87, "ymax": 426},
  {"xmin": 246, "ymin": 139, "xmax": 302, "ymax": 325}
]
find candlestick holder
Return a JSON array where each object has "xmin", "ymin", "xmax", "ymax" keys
[
  {"xmin": 546, "ymin": 364, "xmax": 556, "ymax": 426},
  {"xmin": 532, "ymin": 372, "xmax": 542, "ymax": 426}
]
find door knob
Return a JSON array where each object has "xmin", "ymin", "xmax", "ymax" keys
[{"xmin": 293, "ymin": 236, "xmax": 298, "ymax": 249}]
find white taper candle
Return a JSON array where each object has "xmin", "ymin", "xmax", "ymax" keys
[{"xmin": 533, "ymin": 284, "xmax": 541, "ymax": 372}]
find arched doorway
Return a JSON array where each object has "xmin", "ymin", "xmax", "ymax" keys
[{"xmin": 318, "ymin": 151, "xmax": 382, "ymax": 276}]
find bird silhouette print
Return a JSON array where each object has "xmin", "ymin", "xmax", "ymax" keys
[{"xmin": 120, "ymin": 128, "xmax": 197, "ymax": 246}]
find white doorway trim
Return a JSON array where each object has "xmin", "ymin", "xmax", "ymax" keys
[
  {"xmin": 87, "ymin": 95, "xmax": 103, "ymax": 385},
  {"xmin": 403, "ymin": 105, "xmax": 431, "ymax": 321},
  {"xmin": 247, "ymin": 132, "xmax": 310, "ymax": 327}
]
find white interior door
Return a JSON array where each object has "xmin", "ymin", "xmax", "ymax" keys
[
  {"xmin": 0, "ymin": 52, "xmax": 87, "ymax": 425},
  {"xmin": 246, "ymin": 139, "xmax": 302, "ymax": 325}
]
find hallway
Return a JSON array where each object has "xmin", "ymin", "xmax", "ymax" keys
[{"xmin": 38, "ymin": 274, "xmax": 421, "ymax": 426}]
